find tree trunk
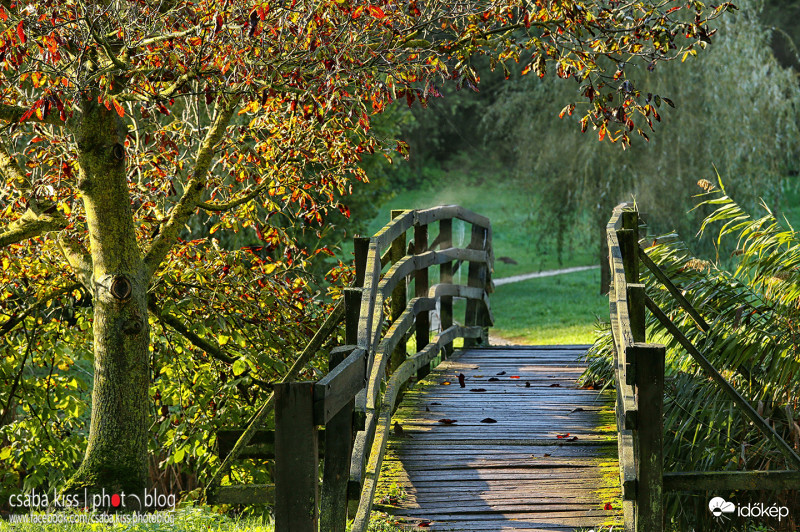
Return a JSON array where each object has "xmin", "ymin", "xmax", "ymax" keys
[{"xmin": 63, "ymin": 99, "xmax": 151, "ymax": 497}]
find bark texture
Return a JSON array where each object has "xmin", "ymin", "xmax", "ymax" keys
[{"xmin": 64, "ymin": 99, "xmax": 151, "ymax": 495}]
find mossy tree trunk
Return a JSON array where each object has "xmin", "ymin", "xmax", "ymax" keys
[{"xmin": 63, "ymin": 98, "xmax": 151, "ymax": 496}]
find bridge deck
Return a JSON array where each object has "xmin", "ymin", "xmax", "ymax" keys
[{"xmin": 375, "ymin": 345, "xmax": 621, "ymax": 531}]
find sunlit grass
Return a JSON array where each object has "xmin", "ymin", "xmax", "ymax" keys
[{"xmin": 490, "ymin": 268, "xmax": 607, "ymax": 345}]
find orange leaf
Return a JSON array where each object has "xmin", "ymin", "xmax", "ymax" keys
[
  {"xmin": 17, "ymin": 21, "xmax": 26, "ymax": 44},
  {"xmin": 368, "ymin": 6, "xmax": 385, "ymax": 18},
  {"xmin": 112, "ymin": 98, "xmax": 125, "ymax": 117},
  {"xmin": 0, "ymin": 7, "xmax": 7, "ymax": 21}
]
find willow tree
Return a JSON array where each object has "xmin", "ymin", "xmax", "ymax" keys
[{"xmin": 0, "ymin": 0, "xmax": 732, "ymax": 495}]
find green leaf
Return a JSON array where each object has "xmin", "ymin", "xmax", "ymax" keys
[
  {"xmin": 173, "ymin": 447, "xmax": 185, "ymax": 464},
  {"xmin": 233, "ymin": 358, "xmax": 247, "ymax": 376}
]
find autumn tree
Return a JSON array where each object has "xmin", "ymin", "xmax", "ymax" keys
[{"xmin": 0, "ymin": 0, "xmax": 733, "ymax": 496}]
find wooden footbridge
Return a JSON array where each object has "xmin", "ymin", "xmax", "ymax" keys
[{"xmin": 206, "ymin": 204, "xmax": 800, "ymax": 531}]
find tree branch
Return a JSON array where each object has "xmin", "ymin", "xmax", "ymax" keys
[
  {"xmin": 0, "ymin": 103, "xmax": 68, "ymax": 128},
  {"xmin": 0, "ymin": 210, "xmax": 68, "ymax": 248},
  {"xmin": 57, "ymin": 234, "xmax": 93, "ymax": 289},
  {"xmin": 0, "ymin": 283, "xmax": 82, "ymax": 338},
  {"xmin": 143, "ymin": 98, "xmax": 239, "ymax": 280},
  {"xmin": 146, "ymin": 297, "xmax": 273, "ymax": 388}
]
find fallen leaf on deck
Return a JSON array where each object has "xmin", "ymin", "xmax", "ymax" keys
[
  {"xmin": 604, "ymin": 502, "xmax": 614, "ymax": 510},
  {"xmin": 425, "ymin": 406, "xmax": 430, "ymax": 412},
  {"xmin": 438, "ymin": 418, "xmax": 457, "ymax": 424},
  {"xmin": 509, "ymin": 375, "xmax": 520, "ymax": 379},
  {"xmin": 473, "ymin": 374, "xmax": 484, "ymax": 378},
  {"xmin": 496, "ymin": 371, "xmax": 506, "ymax": 376},
  {"xmin": 480, "ymin": 417, "xmax": 497, "ymax": 423},
  {"xmin": 525, "ymin": 382, "xmax": 531, "ymax": 388},
  {"xmin": 470, "ymin": 388, "xmax": 487, "ymax": 392},
  {"xmin": 430, "ymin": 402, "xmax": 441, "ymax": 405},
  {"xmin": 441, "ymin": 381, "xmax": 451, "ymax": 385},
  {"xmin": 548, "ymin": 383, "xmax": 561, "ymax": 387},
  {"xmin": 556, "ymin": 433, "xmax": 571, "ymax": 439},
  {"xmin": 418, "ymin": 521, "xmax": 432, "ymax": 527},
  {"xmin": 458, "ymin": 373, "xmax": 466, "ymax": 388},
  {"xmin": 488, "ymin": 377, "xmax": 500, "ymax": 382},
  {"xmin": 543, "ymin": 453, "xmax": 551, "ymax": 457},
  {"xmin": 569, "ymin": 407, "xmax": 584, "ymax": 414}
]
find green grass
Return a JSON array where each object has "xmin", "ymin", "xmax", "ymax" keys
[
  {"xmin": 350, "ymin": 175, "xmax": 596, "ymax": 279},
  {"xmin": 490, "ymin": 267, "xmax": 608, "ymax": 345},
  {"xmin": 0, "ymin": 506, "xmax": 272, "ymax": 532}
]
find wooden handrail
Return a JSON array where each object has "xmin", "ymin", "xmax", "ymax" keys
[
  {"xmin": 607, "ymin": 202, "xmax": 800, "ymax": 532},
  {"xmin": 267, "ymin": 205, "xmax": 494, "ymax": 532}
]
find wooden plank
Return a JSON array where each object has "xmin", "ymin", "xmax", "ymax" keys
[
  {"xmin": 373, "ymin": 346, "xmax": 622, "ymax": 531},
  {"xmin": 644, "ymin": 295, "xmax": 800, "ymax": 469},
  {"xmin": 314, "ymin": 347, "xmax": 366, "ymax": 425},
  {"xmin": 274, "ymin": 382, "xmax": 318, "ymax": 532},
  {"xmin": 415, "ymin": 222, "xmax": 430, "ymax": 380},
  {"xmin": 414, "ymin": 204, "xmax": 491, "ymax": 230},
  {"xmin": 663, "ymin": 470, "xmax": 800, "ymax": 491},
  {"xmin": 634, "ymin": 344, "xmax": 664, "ymax": 532},
  {"xmin": 637, "ymin": 245, "xmax": 710, "ymax": 332},
  {"xmin": 390, "ymin": 210, "xmax": 407, "ymax": 372},
  {"xmin": 439, "ymin": 219, "xmax": 453, "ymax": 358},
  {"xmin": 321, "ymin": 348, "xmax": 356, "ymax": 532},
  {"xmin": 465, "ymin": 224, "xmax": 488, "ymax": 348}
]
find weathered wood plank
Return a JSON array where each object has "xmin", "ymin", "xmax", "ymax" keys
[{"xmin": 374, "ymin": 346, "xmax": 621, "ymax": 531}]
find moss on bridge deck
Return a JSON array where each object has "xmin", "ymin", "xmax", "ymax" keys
[{"xmin": 374, "ymin": 345, "xmax": 622, "ymax": 531}]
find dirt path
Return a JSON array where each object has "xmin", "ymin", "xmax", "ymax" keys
[{"xmin": 493, "ymin": 264, "xmax": 599, "ymax": 286}]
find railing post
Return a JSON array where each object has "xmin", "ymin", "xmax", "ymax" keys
[
  {"xmin": 274, "ymin": 382, "xmax": 318, "ymax": 532},
  {"xmin": 465, "ymin": 223, "xmax": 488, "ymax": 347},
  {"xmin": 439, "ymin": 218, "xmax": 453, "ymax": 358},
  {"xmin": 389, "ymin": 210, "xmax": 407, "ymax": 371},
  {"xmin": 633, "ymin": 343, "xmax": 665, "ymax": 532},
  {"xmin": 415, "ymin": 222, "xmax": 430, "ymax": 379},
  {"xmin": 354, "ymin": 237, "xmax": 370, "ymax": 288},
  {"xmin": 321, "ymin": 348, "xmax": 355, "ymax": 532},
  {"xmin": 620, "ymin": 210, "xmax": 639, "ymax": 284}
]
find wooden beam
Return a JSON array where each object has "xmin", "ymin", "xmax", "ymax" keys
[
  {"xmin": 644, "ymin": 295, "xmax": 800, "ymax": 469},
  {"xmin": 663, "ymin": 470, "xmax": 800, "ymax": 491},
  {"xmin": 314, "ymin": 348, "xmax": 366, "ymax": 425},
  {"xmin": 274, "ymin": 382, "xmax": 319, "ymax": 532}
]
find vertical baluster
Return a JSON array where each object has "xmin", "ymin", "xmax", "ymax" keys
[{"xmin": 439, "ymin": 218, "xmax": 453, "ymax": 358}]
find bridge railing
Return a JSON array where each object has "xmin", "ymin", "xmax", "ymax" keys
[
  {"xmin": 607, "ymin": 202, "xmax": 800, "ymax": 532},
  {"xmin": 208, "ymin": 205, "xmax": 493, "ymax": 531}
]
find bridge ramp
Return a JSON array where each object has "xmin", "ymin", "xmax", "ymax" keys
[{"xmin": 376, "ymin": 345, "xmax": 621, "ymax": 531}]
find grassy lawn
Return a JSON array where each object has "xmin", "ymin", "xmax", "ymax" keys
[
  {"xmin": 490, "ymin": 267, "xmax": 608, "ymax": 345},
  {"xmin": 352, "ymin": 176, "xmax": 596, "ymax": 279}
]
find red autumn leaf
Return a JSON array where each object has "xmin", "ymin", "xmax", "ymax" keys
[
  {"xmin": 604, "ymin": 502, "xmax": 614, "ymax": 510},
  {"xmin": 509, "ymin": 375, "xmax": 520, "ymax": 379},
  {"xmin": 17, "ymin": 21, "xmax": 26, "ymax": 44},
  {"xmin": 458, "ymin": 373, "xmax": 465, "ymax": 388},
  {"xmin": 0, "ymin": 8, "xmax": 7, "ymax": 21},
  {"xmin": 368, "ymin": 6, "xmax": 385, "ymax": 18},
  {"xmin": 438, "ymin": 419, "xmax": 457, "ymax": 424},
  {"xmin": 470, "ymin": 388, "xmax": 486, "ymax": 392},
  {"xmin": 418, "ymin": 521, "xmax": 432, "ymax": 527},
  {"xmin": 556, "ymin": 433, "xmax": 570, "ymax": 439}
]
